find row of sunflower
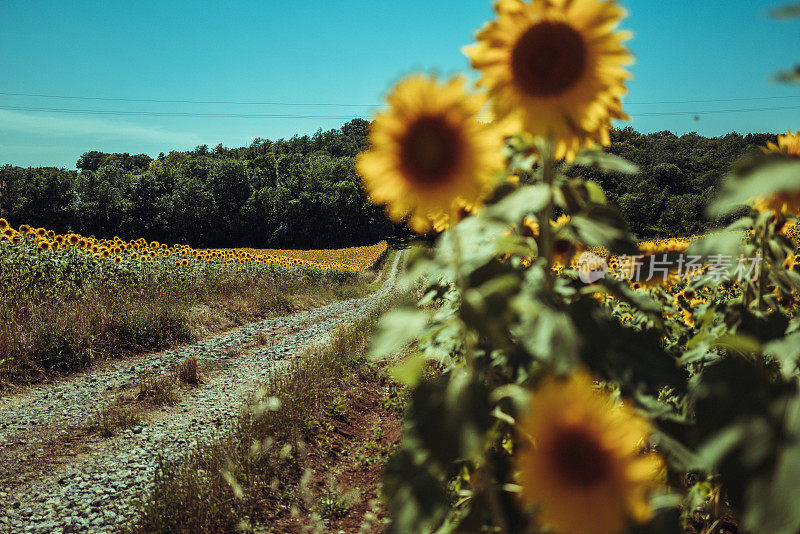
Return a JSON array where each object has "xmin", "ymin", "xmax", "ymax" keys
[
  {"xmin": 0, "ymin": 219, "xmax": 387, "ymax": 273},
  {"xmin": 356, "ymin": 1, "xmax": 800, "ymax": 533}
]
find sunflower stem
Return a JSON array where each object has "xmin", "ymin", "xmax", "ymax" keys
[
  {"xmin": 477, "ymin": 457, "xmax": 511, "ymax": 534},
  {"xmin": 540, "ymin": 139, "xmax": 556, "ymax": 290},
  {"xmin": 756, "ymin": 220, "xmax": 769, "ymax": 311}
]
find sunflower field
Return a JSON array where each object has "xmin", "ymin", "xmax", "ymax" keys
[
  {"xmin": 356, "ymin": 1, "xmax": 800, "ymax": 533},
  {"xmin": 0, "ymin": 220, "xmax": 387, "ymax": 385},
  {"xmin": 0, "ymin": 220, "xmax": 387, "ymax": 274}
]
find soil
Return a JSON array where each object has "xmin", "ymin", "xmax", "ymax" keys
[{"xmin": 263, "ymin": 365, "xmax": 403, "ymax": 533}]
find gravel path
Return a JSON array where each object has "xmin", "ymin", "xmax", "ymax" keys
[{"xmin": 0, "ymin": 253, "xmax": 400, "ymax": 533}]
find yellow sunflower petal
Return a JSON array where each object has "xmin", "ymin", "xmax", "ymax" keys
[
  {"xmin": 465, "ymin": 0, "xmax": 633, "ymax": 160},
  {"xmin": 516, "ymin": 369, "xmax": 662, "ymax": 534},
  {"xmin": 356, "ymin": 74, "xmax": 505, "ymax": 234}
]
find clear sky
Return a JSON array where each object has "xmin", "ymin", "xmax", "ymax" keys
[{"xmin": 1, "ymin": 0, "xmax": 798, "ymax": 168}]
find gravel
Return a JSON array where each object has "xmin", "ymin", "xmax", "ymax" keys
[{"xmin": 0, "ymin": 253, "xmax": 400, "ymax": 533}]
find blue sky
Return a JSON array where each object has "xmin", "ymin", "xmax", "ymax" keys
[{"xmin": 1, "ymin": 0, "xmax": 798, "ymax": 168}]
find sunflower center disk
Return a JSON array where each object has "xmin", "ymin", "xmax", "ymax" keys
[
  {"xmin": 399, "ymin": 116, "xmax": 463, "ymax": 185},
  {"xmin": 511, "ymin": 21, "xmax": 587, "ymax": 97},
  {"xmin": 551, "ymin": 427, "xmax": 611, "ymax": 487}
]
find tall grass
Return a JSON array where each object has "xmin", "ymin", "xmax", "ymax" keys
[
  {"xmin": 0, "ymin": 239, "xmax": 375, "ymax": 389},
  {"xmin": 130, "ymin": 305, "xmax": 387, "ymax": 533}
]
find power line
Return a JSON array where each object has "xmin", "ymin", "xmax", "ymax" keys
[
  {"xmin": 626, "ymin": 95, "xmax": 800, "ymax": 105},
  {"xmin": 0, "ymin": 105, "xmax": 361, "ymax": 119},
  {"xmin": 0, "ymin": 91, "xmax": 375, "ymax": 107},
  {"xmin": 632, "ymin": 105, "xmax": 800, "ymax": 116},
  {"xmin": 1, "ymin": 90, "xmax": 799, "ymax": 107},
  {"xmin": 1, "ymin": 103, "xmax": 799, "ymax": 119}
]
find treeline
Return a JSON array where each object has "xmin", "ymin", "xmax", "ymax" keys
[
  {"xmin": 573, "ymin": 127, "xmax": 776, "ymax": 238},
  {"xmin": 0, "ymin": 122, "xmax": 778, "ymax": 247},
  {"xmin": 0, "ymin": 119, "xmax": 395, "ymax": 248}
]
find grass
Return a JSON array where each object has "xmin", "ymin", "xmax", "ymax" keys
[
  {"xmin": 88, "ymin": 404, "xmax": 141, "ymax": 437},
  {"xmin": 177, "ymin": 356, "xmax": 199, "ymax": 385},
  {"xmin": 0, "ymin": 246, "xmax": 384, "ymax": 392},
  {"xmin": 129, "ymin": 297, "xmax": 405, "ymax": 533},
  {"xmin": 137, "ymin": 374, "xmax": 181, "ymax": 406},
  {"xmin": 85, "ymin": 355, "xmax": 204, "ymax": 438}
]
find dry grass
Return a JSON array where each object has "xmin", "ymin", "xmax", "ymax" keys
[
  {"xmin": 177, "ymin": 356, "xmax": 199, "ymax": 385},
  {"xmin": 138, "ymin": 374, "xmax": 180, "ymax": 406},
  {"xmin": 87, "ymin": 404, "xmax": 141, "ymax": 437},
  {"xmin": 130, "ymin": 300, "xmax": 397, "ymax": 533},
  {"xmin": 0, "ymin": 263, "xmax": 377, "ymax": 392}
]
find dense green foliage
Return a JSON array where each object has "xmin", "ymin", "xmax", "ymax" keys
[
  {"xmin": 0, "ymin": 119, "xmax": 394, "ymax": 248},
  {"xmin": 571, "ymin": 128, "xmax": 777, "ymax": 237},
  {"xmin": 0, "ymin": 122, "xmax": 778, "ymax": 247}
]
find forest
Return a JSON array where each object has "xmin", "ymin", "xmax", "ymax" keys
[{"xmin": 0, "ymin": 119, "xmax": 777, "ymax": 247}]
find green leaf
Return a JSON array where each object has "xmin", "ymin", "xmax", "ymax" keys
[
  {"xmin": 712, "ymin": 333, "xmax": 762, "ymax": 355},
  {"xmin": 485, "ymin": 184, "xmax": 551, "ymax": 223},
  {"xmin": 383, "ymin": 449, "xmax": 450, "ymax": 534},
  {"xmin": 512, "ymin": 303, "xmax": 581, "ymax": 371},
  {"xmin": 691, "ymin": 355, "xmax": 800, "ymax": 530},
  {"xmin": 709, "ymin": 159, "xmax": 800, "ymax": 216},
  {"xmin": 571, "ymin": 204, "xmax": 637, "ymax": 254},
  {"xmin": 569, "ymin": 297, "xmax": 685, "ymax": 394},
  {"xmin": 572, "ymin": 149, "xmax": 640, "ymax": 175},
  {"xmin": 369, "ymin": 309, "xmax": 428, "ymax": 360},
  {"xmin": 406, "ymin": 371, "xmax": 493, "ymax": 467},
  {"xmin": 744, "ymin": 440, "xmax": 800, "ymax": 533},
  {"xmin": 764, "ymin": 332, "xmax": 800, "ymax": 377},
  {"xmin": 390, "ymin": 352, "xmax": 428, "ymax": 387},
  {"xmin": 584, "ymin": 179, "xmax": 607, "ymax": 204}
]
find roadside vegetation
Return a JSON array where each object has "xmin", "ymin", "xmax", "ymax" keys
[
  {"xmin": 0, "ymin": 229, "xmax": 388, "ymax": 391},
  {"xmin": 131, "ymin": 294, "xmax": 414, "ymax": 533}
]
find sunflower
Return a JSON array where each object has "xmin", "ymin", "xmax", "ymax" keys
[
  {"xmin": 766, "ymin": 129, "xmax": 800, "ymax": 157},
  {"xmin": 627, "ymin": 239, "xmax": 690, "ymax": 287},
  {"xmin": 0, "ymin": 218, "xmax": 8, "ymax": 230},
  {"xmin": 432, "ymin": 199, "xmax": 479, "ymax": 232},
  {"xmin": 37, "ymin": 240, "xmax": 52, "ymax": 252},
  {"xmin": 516, "ymin": 370, "xmax": 662, "ymax": 534},
  {"xmin": 464, "ymin": 0, "xmax": 633, "ymax": 160},
  {"xmin": 551, "ymin": 234, "xmax": 582, "ymax": 266},
  {"xmin": 751, "ymin": 130, "xmax": 800, "ymax": 215},
  {"xmin": 356, "ymin": 74, "xmax": 505, "ymax": 233}
]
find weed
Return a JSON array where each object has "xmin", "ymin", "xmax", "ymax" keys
[
  {"xmin": 88, "ymin": 404, "xmax": 140, "ymax": 436},
  {"xmin": 383, "ymin": 383, "xmax": 407, "ymax": 416},
  {"xmin": 327, "ymin": 393, "xmax": 348, "ymax": 418},
  {"xmin": 138, "ymin": 374, "xmax": 179, "ymax": 406},
  {"xmin": 222, "ymin": 346, "xmax": 241, "ymax": 359},
  {"xmin": 315, "ymin": 491, "xmax": 352, "ymax": 520},
  {"xmin": 177, "ymin": 356, "xmax": 199, "ymax": 384}
]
